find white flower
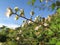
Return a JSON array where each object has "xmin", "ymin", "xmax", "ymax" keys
[
  {"xmin": 19, "ymin": 30, "xmax": 22, "ymax": 34},
  {"xmin": 47, "ymin": 15, "xmax": 51, "ymax": 22},
  {"xmin": 28, "ymin": 21, "xmax": 33, "ymax": 24},
  {"xmin": 21, "ymin": 22, "xmax": 28, "ymax": 27},
  {"xmin": 21, "ymin": 23, "xmax": 25, "ymax": 27},
  {"xmin": 16, "ymin": 37, "xmax": 19, "ymax": 41},
  {"xmin": 6, "ymin": 7, "xmax": 12, "ymax": 18},
  {"xmin": 45, "ymin": 18, "xmax": 48, "ymax": 22},
  {"xmin": 30, "ymin": 10, "xmax": 34, "ymax": 16},
  {"xmin": 14, "ymin": 7, "xmax": 19, "ymax": 12},
  {"xmin": 21, "ymin": 20, "xmax": 28, "ymax": 27},
  {"xmin": 20, "ymin": 9, "xmax": 24, "ymax": 17},
  {"xmin": 14, "ymin": 15, "xmax": 19, "ymax": 20},
  {"xmin": 35, "ymin": 26, "xmax": 39, "ymax": 30},
  {"xmin": 0, "ymin": 43, "xmax": 3, "ymax": 45},
  {"xmin": 43, "ymin": 23, "xmax": 48, "ymax": 26},
  {"xmin": 21, "ymin": 34, "xmax": 24, "ymax": 37},
  {"xmin": 34, "ymin": 16, "xmax": 39, "ymax": 22},
  {"xmin": 34, "ymin": 17, "xmax": 37, "ymax": 22},
  {"xmin": 35, "ymin": 25, "xmax": 41, "ymax": 30}
]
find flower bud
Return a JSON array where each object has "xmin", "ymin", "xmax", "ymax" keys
[
  {"xmin": 14, "ymin": 7, "xmax": 19, "ymax": 12},
  {"xmin": 47, "ymin": 15, "xmax": 51, "ymax": 22},
  {"xmin": 34, "ymin": 17, "xmax": 37, "ymax": 22},
  {"xmin": 16, "ymin": 37, "xmax": 20, "ymax": 41},
  {"xmin": 20, "ymin": 9, "xmax": 24, "ymax": 17},
  {"xmin": 35, "ymin": 25, "xmax": 41, "ymax": 30},
  {"xmin": 14, "ymin": 15, "xmax": 19, "ymax": 20},
  {"xmin": 34, "ymin": 16, "xmax": 39, "ymax": 22},
  {"xmin": 30, "ymin": 10, "xmax": 34, "ymax": 16},
  {"xmin": 5, "ymin": 7, "xmax": 13, "ymax": 18},
  {"xmin": 19, "ymin": 30, "xmax": 22, "ymax": 34},
  {"xmin": 21, "ymin": 20, "xmax": 27, "ymax": 27},
  {"xmin": 43, "ymin": 23, "xmax": 48, "ymax": 26},
  {"xmin": 28, "ymin": 21, "xmax": 33, "ymax": 24}
]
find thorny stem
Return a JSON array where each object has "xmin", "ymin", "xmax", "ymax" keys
[{"xmin": 13, "ymin": 13, "xmax": 40, "ymax": 25}]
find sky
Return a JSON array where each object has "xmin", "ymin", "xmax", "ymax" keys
[{"xmin": 0, "ymin": 0, "xmax": 56, "ymax": 28}]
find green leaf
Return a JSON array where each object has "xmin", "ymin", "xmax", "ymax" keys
[
  {"xmin": 56, "ymin": 41, "xmax": 60, "ymax": 45},
  {"xmin": 45, "ymin": 29, "xmax": 54, "ymax": 36},
  {"xmin": 39, "ymin": 0, "xmax": 43, "ymax": 2},
  {"xmin": 14, "ymin": 7, "xmax": 19, "ymax": 12},
  {"xmin": 7, "ymin": 41, "xmax": 17, "ymax": 45},
  {"xmin": 51, "ymin": 3, "xmax": 56, "ymax": 10},
  {"xmin": 49, "ymin": 37, "xmax": 57, "ymax": 44},
  {"xmin": 32, "ymin": 0, "xmax": 36, "ymax": 5},
  {"xmin": 27, "ymin": 1, "xmax": 31, "ymax": 5},
  {"xmin": 57, "ymin": 8, "xmax": 60, "ymax": 13},
  {"xmin": 32, "ymin": 0, "xmax": 36, "ymax": 3}
]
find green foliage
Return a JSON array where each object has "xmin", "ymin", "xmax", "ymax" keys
[
  {"xmin": 51, "ymin": 3, "xmax": 56, "ymax": 10},
  {"xmin": 57, "ymin": 8, "xmax": 60, "ymax": 13},
  {"xmin": 27, "ymin": 0, "xmax": 60, "ymax": 11},
  {"xmin": 39, "ymin": 0, "xmax": 43, "ymax": 2},
  {"xmin": 1, "ymin": 9, "xmax": 60, "ymax": 45},
  {"xmin": 31, "ymin": 0, "xmax": 36, "ymax": 5},
  {"xmin": 1, "ymin": 0, "xmax": 60, "ymax": 45},
  {"xmin": 7, "ymin": 41, "xmax": 17, "ymax": 45},
  {"xmin": 56, "ymin": 41, "xmax": 60, "ymax": 45},
  {"xmin": 49, "ymin": 37, "xmax": 57, "ymax": 45},
  {"xmin": 27, "ymin": 0, "xmax": 36, "ymax": 5}
]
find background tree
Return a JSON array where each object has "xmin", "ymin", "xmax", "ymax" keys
[{"xmin": 27, "ymin": 0, "xmax": 60, "ymax": 10}]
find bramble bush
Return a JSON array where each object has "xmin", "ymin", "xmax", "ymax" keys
[
  {"xmin": 0, "ymin": 7, "xmax": 60, "ymax": 45},
  {"xmin": 0, "ymin": 0, "xmax": 60, "ymax": 45}
]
